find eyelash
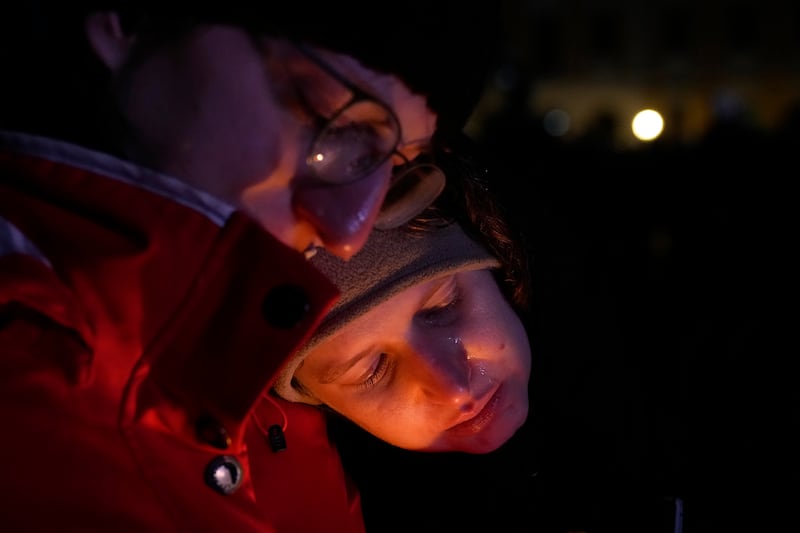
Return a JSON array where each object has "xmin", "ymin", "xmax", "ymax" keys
[
  {"xmin": 355, "ymin": 282, "xmax": 463, "ymax": 391},
  {"xmin": 418, "ymin": 283, "xmax": 461, "ymax": 325},
  {"xmin": 356, "ymin": 354, "xmax": 391, "ymax": 392}
]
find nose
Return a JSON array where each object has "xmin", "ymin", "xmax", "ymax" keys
[
  {"xmin": 414, "ymin": 339, "xmax": 475, "ymax": 410},
  {"xmin": 292, "ymin": 164, "xmax": 391, "ymax": 260}
]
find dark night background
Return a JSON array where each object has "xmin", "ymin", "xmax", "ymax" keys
[
  {"xmin": 2, "ymin": 1, "xmax": 794, "ymax": 531},
  {"xmin": 332, "ymin": 1, "xmax": 797, "ymax": 532}
]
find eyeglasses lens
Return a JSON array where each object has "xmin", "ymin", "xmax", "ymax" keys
[
  {"xmin": 373, "ymin": 163, "xmax": 446, "ymax": 230},
  {"xmin": 306, "ymin": 100, "xmax": 400, "ymax": 184}
]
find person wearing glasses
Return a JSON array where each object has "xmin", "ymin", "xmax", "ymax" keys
[{"xmin": 0, "ymin": 2, "xmax": 501, "ymax": 532}]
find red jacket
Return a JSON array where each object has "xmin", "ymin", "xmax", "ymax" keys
[{"xmin": 0, "ymin": 133, "xmax": 365, "ymax": 532}]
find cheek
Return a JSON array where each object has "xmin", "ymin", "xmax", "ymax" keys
[
  {"xmin": 470, "ymin": 312, "xmax": 531, "ymax": 378},
  {"xmin": 226, "ymin": 94, "xmax": 305, "ymax": 226},
  {"xmin": 504, "ymin": 319, "xmax": 532, "ymax": 375},
  {"xmin": 201, "ymin": 71, "xmax": 282, "ymax": 163},
  {"xmin": 329, "ymin": 394, "xmax": 440, "ymax": 450},
  {"xmin": 183, "ymin": 32, "xmax": 284, "ymax": 166}
]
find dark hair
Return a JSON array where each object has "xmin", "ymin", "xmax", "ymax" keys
[
  {"xmin": 0, "ymin": 1, "xmax": 501, "ymax": 153},
  {"xmin": 408, "ymin": 133, "xmax": 532, "ymax": 316}
]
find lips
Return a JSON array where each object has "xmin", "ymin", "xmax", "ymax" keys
[{"xmin": 448, "ymin": 385, "xmax": 502, "ymax": 435}]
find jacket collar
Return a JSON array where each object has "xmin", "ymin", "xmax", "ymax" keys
[{"xmin": 0, "ymin": 130, "xmax": 235, "ymax": 226}]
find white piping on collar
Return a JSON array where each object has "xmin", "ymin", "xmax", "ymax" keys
[
  {"xmin": 0, "ymin": 130, "xmax": 236, "ymax": 227},
  {"xmin": 0, "ymin": 216, "xmax": 50, "ymax": 265}
]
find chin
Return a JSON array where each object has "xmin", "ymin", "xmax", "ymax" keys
[
  {"xmin": 448, "ymin": 436, "xmax": 508, "ymax": 454},
  {"xmin": 466, "ymin": 423, "xmax": 523, "ymax": 453}
]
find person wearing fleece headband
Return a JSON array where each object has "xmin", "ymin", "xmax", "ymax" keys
[{"xmin": 273, "ymin": 150, "xmax": 532, "ymax": 455}]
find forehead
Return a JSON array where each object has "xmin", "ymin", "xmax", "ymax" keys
[
  {"xmin": 281, "ymin": 40, "xmax": 437, "ymax": 146},
  {"xmin": 302, "ymin": 274, "xmax": 453, "ymax": 362}
]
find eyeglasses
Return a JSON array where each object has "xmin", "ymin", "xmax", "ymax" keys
[{"xmin": 292, "ymin": 43, "xmax": 446, "ymax": 230}]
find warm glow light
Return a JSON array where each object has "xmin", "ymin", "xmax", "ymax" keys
[{"xmin": 631, "ymin": 109, "xmax": 664, "ymax": 141}]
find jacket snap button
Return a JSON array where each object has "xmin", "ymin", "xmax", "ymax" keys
[
  {"xmin": 204, "ymin": 455, "xmax": 243, "ymax": 495},
  {"xmin": 261, "ymin": 284, "xmax": 310, "ymax": 329},
  {"xmin": 195, "ymin": 414, "xmax": 231, "ymax": 450}
]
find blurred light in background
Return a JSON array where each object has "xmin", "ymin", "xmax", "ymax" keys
[
  {"xmin": 467, "ymin": 0, "xmax": 800, "ymax": 151},
  {"xmin": 631, "ymin": 109, "xmax": 665, "ymax": 141},
  {"xmin": 543, "ymin": 108, "xmax": 571, "ymax": 137}
]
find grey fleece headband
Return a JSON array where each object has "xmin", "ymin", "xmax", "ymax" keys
[{"xmin": 273, "ymin": 222, "xmax": 500, "ymax": 404}]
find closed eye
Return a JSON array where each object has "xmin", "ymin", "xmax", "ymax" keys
[{"xmin": 355, "ymin": 352, "xmax": 392, "ymax": 391}]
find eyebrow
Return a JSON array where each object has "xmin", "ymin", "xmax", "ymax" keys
[
  {"xmin": 317, "ymin": 346, "xmax": 375, "ymax": 385},
  {"xmin": 417, "ymin": 275, "xmax": 457, "ymax": 310},
  {"xmin": 313, "ymin": 276, "xmax": 454, "ymax": 385}
]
